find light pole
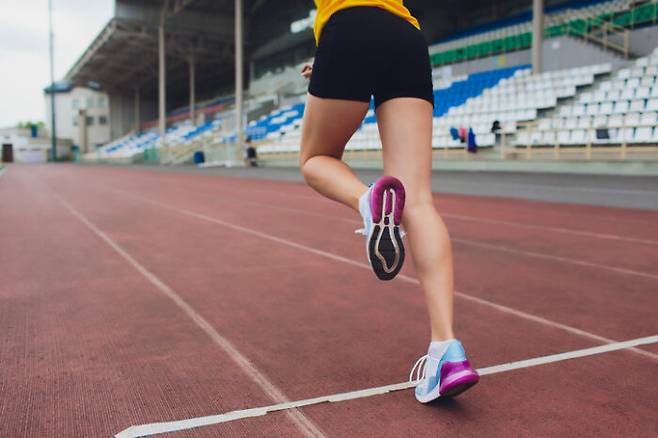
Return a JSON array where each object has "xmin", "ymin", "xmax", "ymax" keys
[
  {"xmin": 48, "ymin": 0, "xmax": 57, "ymax": 161},
  {"xmin": 235, "ymin": 0, "xmax": 244, "ymax": 162}
]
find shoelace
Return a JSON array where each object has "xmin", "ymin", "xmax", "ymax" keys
[{"xmin": 409, "ymin": 354, "xmax": 430, "ymax": 384}]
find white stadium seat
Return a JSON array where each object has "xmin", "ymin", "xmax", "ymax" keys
[
  {"xmin": 639, "ymin": 112, "xmax": 658, "ymax": 126},
  {"xmin": 634, "ymin": 127, "xmax": 654, "ymax": 143},
  {"xmin": 608, "ymin": 114, "xmax": 624, "ymax": 127},
  {"xmin": 558, "ymin": 130, "xmax": 570, "ymax": 144},
  {"xmin": 624, "ymin": 113, "xmax": 640, "ymax": 127},
  {"xmin": 599, "ymin": 102, "xmax": 614, "ymax": 114},
  {"xmin": 620, "ymin": 128, "xmax": 635, "ymax": 143},
  {"xmin": 613, "ymin": 101, "xmax": 629, "ymax": 114},
  {"xmin": 593, "ymin": 115, "xmax": 608, "ymax": 127},
  {"xmin": 542, "ymin": 131, "xmax": 556, "ymax": 144},
  {"xmin": 630, "ymin": 100, "xmax": 646, "ymax": 112},
  {"xmin": 621, "ymin": 88, "xmax": 635, "ymax": 100}
]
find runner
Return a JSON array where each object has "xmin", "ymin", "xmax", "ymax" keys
[{"xmin": 299, "ymin": 0, "xmax": 479, "ymax": 403}]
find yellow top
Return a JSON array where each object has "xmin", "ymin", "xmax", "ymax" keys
[{"xmin": 313, "ymin": 0, "xmax": 420, "ymax": 44}]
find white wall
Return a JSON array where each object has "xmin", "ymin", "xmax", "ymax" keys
[
  {"xmin": 44, "ymin": 86, "xmax": 111, "ymax": 151},
  {"xmin": 0, "ymin": 128, "xmax": 51, "ymax": 163},
  {"xmin": 629, "ymin": 26, "xmax": 658, "ymax": 56}
]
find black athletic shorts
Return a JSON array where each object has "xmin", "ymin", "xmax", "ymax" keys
[{"xmin": 309, "ymin": 6, "xmax": 434, "ymax": 109}]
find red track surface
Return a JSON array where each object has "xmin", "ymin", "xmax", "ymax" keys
[{"xmin": 1, "ymin": 164, "xmax": 657, "ymax": 437}]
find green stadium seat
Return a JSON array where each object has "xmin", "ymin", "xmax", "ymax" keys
[
  {"xmin": 492, "ymin": 39, "xmax": 504, "ymax": 53},
  {"xmin": 429, "ymin": 1, "xmax": 658, "ymax": 67},
  {"xmin": 519, "ymin": 32, "xmax": 531, "ymax": 48},
  {"xmin": 568, "ymin": 19, "xmax": 588, "ymax": 36},
  {"xmin": 466, "ymin": 44, "xmax": 479, "ymax": 59},
  {"xmin": 632, "ymin": 3, "xmax": 657, "ymax": 25},
  {"xmin": 503, "ymin": 35, "xmax": 519, "ymax": 51},
  {"xmin": 479, "ymin": 40, "xmax": 493, "ymax": 57},
  {"xmin": 613, "ymin": 11, "xmax": 631, "ymax": 27}
]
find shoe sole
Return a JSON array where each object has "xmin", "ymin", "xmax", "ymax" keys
[
  {"xmin": 367, "ymin": 176, "xmax": 405, "ymax": 281},
  {"xmin": 415, "ymin": 369, "xmax": 479, "ymax": 403},
  {"xmin": 440, "ymin": 371, "xmax": 479, "ymax": 398}
]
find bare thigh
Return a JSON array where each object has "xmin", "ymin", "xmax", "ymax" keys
[
  {"xmin": 375, "ymin": 97, "xmax": 434, "ymax": 205},
  {"xmin": 300, "ymin": 94, "xmax": 370, "ymax": 163}
]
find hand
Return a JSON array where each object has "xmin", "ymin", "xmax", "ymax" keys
[{"xmin": 301, "ymin": 63, "xmax": 313, "ymax": 80}]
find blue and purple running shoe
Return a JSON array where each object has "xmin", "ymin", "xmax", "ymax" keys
[
  {"xmin": 410, "ymin": 340, "xmax": 479, "ymax": 403},
  {"xmin": 357, "ymin": 176, "xmax": 406, "ymax": 281}
]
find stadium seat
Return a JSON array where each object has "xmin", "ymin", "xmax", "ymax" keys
[
  {"xmin": 634, "ymin": 127, "xmax": 654, "ymax": 143},
  {"xmin": 613, "ymin": 101, "xmax": 630, "ymax": 114},
  {"xmin": 639, "ymin": 112, "xmax": 658, "ymax": 126}
]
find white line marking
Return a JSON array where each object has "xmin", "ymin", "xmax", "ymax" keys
[
  {"xmin": 441, "ymin": 213, "xmax": 658, "ymax": 247},
  {"xmin": 112, "ymin": 187, "xmax": 658, "ymax": 281},
  {"xmin": 114, "ymin": 334, "xmax": 658, "ymax": 437},
  {"xmin": 110, "ymin": 189, "xmax": 658, "ymax": 363},
  {"xmin": 451, "ymin": 238, "xmax": 658, "ymax": 282},
  {"xmin": 52, "ymin": 194, "xmax": 325, "ymax": 438},
  {"xmin": 157, "ymin": 182, "xmax": 658, "ymax": 246},
  {"xmin": 104, "ymin": 168, "xmax": 658, "ymax": 245}
]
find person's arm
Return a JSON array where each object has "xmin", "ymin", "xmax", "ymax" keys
[{"xmin": 301, "ymin": 63, "xmax": 313, "ymax": 79}]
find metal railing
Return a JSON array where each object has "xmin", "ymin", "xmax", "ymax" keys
[
  {"xmin": 510, "ymin": 120, "xmax": 658, "ymax": 160},
  {"xmin": 582, "ymin": 16, "xmax": 630, "ymax": 59}
]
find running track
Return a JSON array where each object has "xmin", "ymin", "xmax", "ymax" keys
[{"xmin": 1, "ymin": 164, "xmax": 657, "ymax": 437}]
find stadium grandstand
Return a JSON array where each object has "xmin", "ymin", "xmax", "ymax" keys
[{"xmin": 62, "ymin": 0, "xmax": 658, "ymax": 170}]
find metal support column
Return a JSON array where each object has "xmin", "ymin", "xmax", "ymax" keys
[
  {"xmin": 134, "ymin": 88, "xmax": 140, "ymax": 132},
  {"xmin": 158, "ymin": 12, "xmax": 167, "ymax": 149},
  {"xmin": 189, "ymin": 56, "xmax": 196, "ymax": 125},
  {"xmin": 48, "ymin": 0, "xmax": 57, "ymax": 161},
  {"xmin": 235, "ymin": 0, "xmax": 244, "ymax": 151},
  {"xmin": 532, "ymin": 0, "xmax": 544, "ymax": 74}
]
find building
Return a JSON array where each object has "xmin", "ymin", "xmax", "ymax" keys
[
  {"xmin": 44, "ymin": 82, "xmax": 112, "ymax": 154},
  {"xmin": 0, "ymin": 126, "xmax": 59, "ymax": 164}
]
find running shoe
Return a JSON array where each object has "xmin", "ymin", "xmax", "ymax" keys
[
  {"xmin": 356, "ymin": 176, "xmax": 406, "ymax": 281},
  {"xmin": 409, "ymin": 339, "xmax": 479, "ymax": 403}
]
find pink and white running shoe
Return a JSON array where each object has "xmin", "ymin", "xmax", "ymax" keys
[{"xmin": 356, "ymin": 176, "xmax": 406, "ymax": 281}]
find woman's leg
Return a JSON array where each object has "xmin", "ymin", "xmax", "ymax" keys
[
  {"xmin": 376, "ymin": 97, "xmax": 455, "ymax": 342},
  {"xmin": 299, "ymin": 94, "xmax": 370, "ymax": 212}
]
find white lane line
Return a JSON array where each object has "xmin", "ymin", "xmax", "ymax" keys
[
  {"xmin": 114, "ymin": 334, "xmax": 658, "ymax": 437},
  {"xmin": 104, "ymin": 169, "xmax": 658, "ymax": 246},
  {"xmin": 441, "ymin": 213, "xmax": 658, "ymax": 247},
  {"xmin": 52, "ymin": 193, "xmax": 326, "ymax": 438},
  {"xmin": 114, "ymin": 186, "xmax": 658, "ymax": 281},
  {"xmin": 110, "ymin": 189, "xmax": 658, "ymax": 363},
  {"xmin": 452, "ymin": 238, "xmax": 658, "ymax": 282}
]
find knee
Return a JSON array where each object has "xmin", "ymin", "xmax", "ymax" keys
[
  {"xmin": 404, "ymin": 198, "xmax": 436, "ymax": 217},
  {"xmin": 403, "ymin": 200, "xmax": 445, "ymax": 229},
  {"xmin": 299, "ymin": 155, "xmax": 312, "ymax": 183}
]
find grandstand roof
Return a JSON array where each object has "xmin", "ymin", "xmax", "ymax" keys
[
  {"xmin": 65, "ymin": 0, "xmax": 311, "ymax": 104},
  {"xmin": 65, "ymin": 0, "xmax": 566, "ymax": 107}
]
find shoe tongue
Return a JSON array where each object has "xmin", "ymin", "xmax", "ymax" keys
[{"xmin": 428, "ymin": 339, "xmax": 456, "ymax": 358}]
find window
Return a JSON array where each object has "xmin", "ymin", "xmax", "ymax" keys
[
  {"xmin": 86, "ymin": 116, "xmax": 95, "ymax": 126},
  {"xmin": 73, "ymin": 117, "xmax": 78, "ymax": 127},
  {"xmin": 98, "ymin": 115, "xmax": 108, "ymax": 125},
  {"xmin": 86, "ymin": 97, "xmax": 95, "ymax": 109},
  {"xmin": 72, "ymin": 98, "xmax": 80, "ymax": 110},
  {"xmin": 97, "ymin": 96, "xmax": 108, "ymax": 108}
]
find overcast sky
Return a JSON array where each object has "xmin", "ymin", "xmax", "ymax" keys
[{"xmin": 0, "ymin": 0, "xmax": 113, "ymax": 128}]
